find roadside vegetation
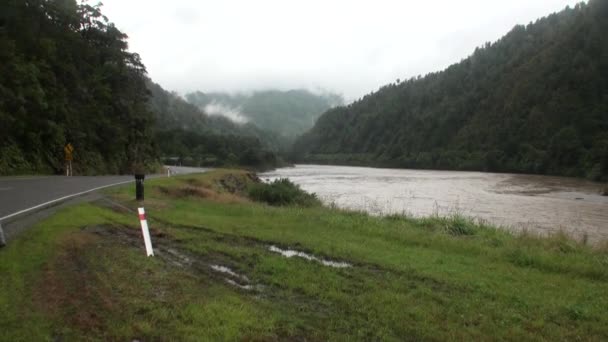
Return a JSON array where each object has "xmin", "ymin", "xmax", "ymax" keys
[
  {"xmin": 1, "ymin": 170, "xmax": 607, "ymax": 340},
  {"xmin": 248, "ymin": 178, "xmax": 321, "ymax": 207}
]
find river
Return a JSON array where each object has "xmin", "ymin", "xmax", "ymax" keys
[{"xmin": 261, "ymin": 165, "xmax": 608, "ymax": 243}]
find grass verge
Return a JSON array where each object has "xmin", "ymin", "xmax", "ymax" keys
[{"xmin": 1, "ymin": 169, "xmax": 607, "ymax": 341}]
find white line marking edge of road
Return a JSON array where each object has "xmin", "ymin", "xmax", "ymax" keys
[{"xmin": 0, "ymin": 179, "xmax": 134, "ymax": 222}]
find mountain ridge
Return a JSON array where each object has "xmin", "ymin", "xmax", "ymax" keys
[
  {"xmin": 186, "ymin": 89, "xmax": 343, "ymax": 138},
  {"xmin": 293, "ymin": 0, "xmax": 608, "ymax": 181}
]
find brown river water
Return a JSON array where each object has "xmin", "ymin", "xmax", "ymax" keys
[{"xmin": 261, "ymin": 165, "xmax": 608, "ymax": 243}]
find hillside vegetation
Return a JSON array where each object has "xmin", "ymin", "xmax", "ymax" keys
[
  {"xmin": 0, "ymin": 1, "xmax": 157, "ymax": 174},
  {"xmin": 294, "ymin": 0, "xmax": 608, "ymax": 181},
  {"xmin": 186, "ymin": 89, "xmax": 343, "ymax": 139},
  {"xmin": 148, "ymin": 81, "xmax": 285, "ymax": 169},
  {"xmin": 0, "ymin": 1, "xmax": 281, "ymax": 175}
]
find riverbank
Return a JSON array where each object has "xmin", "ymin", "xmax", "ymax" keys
[
  {"xmin": 262, "ymin": 164, "xmax": 608, "ymax": 244},
  {"xmin": 1, "ymin": 170, "xmax": 607, "ymax": 340}
]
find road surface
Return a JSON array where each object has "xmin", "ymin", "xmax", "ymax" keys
[{"xmin": 0, "ymin": 166, "xmax": 209, "ymax": 221}]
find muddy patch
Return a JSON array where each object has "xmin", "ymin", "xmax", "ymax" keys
[
  {"xmin": 153, "ymin": 221, "xmax": 355, "ymax": 270},
  {"xmin": 33, "ymin": 232, "xmax": 120, "ymax": 334},
  {"xmin": 214, "ymin": 172, "xmax": 259, "ymax": 193},
  {"xmin": 216, "ymin": 174, "xmax": 248, "ymax": 194},
  {"xmin": 85, "ymin": 224, "xmax": 261, "ymax": 291},
  {"xmin": 268, "ymin": 245, "xmax": 352, "ymax": 268}
]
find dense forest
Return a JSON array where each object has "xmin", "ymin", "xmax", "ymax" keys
[
  {"xmin": 0, "ymin": 0, "xmax": 280, "ymax": 175},
  {"xmin": 293, "ymin": 0, "xmax": 608, "ymax": 181},
  {"xmin": 186, "ymin": 90, "xmax": 343, "ymax": 139}
]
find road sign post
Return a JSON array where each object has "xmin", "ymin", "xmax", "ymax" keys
[
  {"xmin": 64, "ymin": 143, "xmax": 74, "ymax": 176},
  {"xmin": 0, "ymin": 223, "xmax": 6, "ymax": 248},
  {"xmin": 135, "ymin": 174, "xmax": 145, "ymax": 201},
  {"xmin": 137, "ymin": 208, "xmax": 154, "ymax": 256}
]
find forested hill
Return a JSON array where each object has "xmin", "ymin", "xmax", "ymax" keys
[
  {"xmin": 185, "ymin": 90, "xmax": 343, "ymax": 138},
  {"xmin": 293, "ymin": 0, "xmax": 608, "ymax": 181},
  {"xmin": 147, "ymin": 80, "xmax": 286, "ymax": 168},
  {"xmin": 0, "ymin": 1, "xmax": 157, "ymax": 174},
  {"xmin": 0, "ymin": 0, "xmax": 280, "ymax": 175}
]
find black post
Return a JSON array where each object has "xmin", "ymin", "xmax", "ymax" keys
[
  {"xmin": 0, "ymin": 223, "xmax": 6, "ymax": 248},
  {"xmin": 135, "ymin": 174, "xmax": 145, "ymax": 201}
]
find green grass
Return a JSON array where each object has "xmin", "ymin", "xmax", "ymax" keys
[{"xmin": 1, "ymin": 170, "xmax": 607, "ymax": 341}]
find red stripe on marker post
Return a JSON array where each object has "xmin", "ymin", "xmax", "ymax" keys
[{"xmin": 137, "ymin": 207, "xmax": 154, "ymax": 257}]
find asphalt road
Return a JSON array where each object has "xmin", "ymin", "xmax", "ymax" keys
[{"xmin": 0, "ymin": 166, "xmax": 209, "ymax": 221}]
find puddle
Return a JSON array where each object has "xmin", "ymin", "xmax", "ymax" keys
[
  {"xmin": 268, "ymin": 245, "xmax": 351, "ymax": 268},
  {"xmin": 210, "ymin": 264, "xmax": 257, "ymax": 290},
  {"xmin": 210, "ymin": 264, "xmax": 250, "ymax": 281},
  {"xmin": 225, "ymin": 278, "xmax": 254, "ymax": 290},
  {"xmin": 164, "ymin": 248, "xmax": 192, "ymax": 267}
]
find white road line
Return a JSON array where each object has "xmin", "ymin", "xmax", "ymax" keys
[{"xmin": 0, "ymin": 179, "xmax": 134, "ymax": 222}]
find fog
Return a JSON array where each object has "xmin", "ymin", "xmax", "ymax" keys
[
  {"xmin": 101, "ymin": 0, "xmax": 583, "ymax": 102},
  {"xmin": 203, "ymin": 102, "xmax": 248, "ymax": 124}
]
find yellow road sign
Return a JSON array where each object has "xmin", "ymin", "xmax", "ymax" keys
[{"xmin": 64, "ymin": 143, "xmax": 74, "ymax": 161}]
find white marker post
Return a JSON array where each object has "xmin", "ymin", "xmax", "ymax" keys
[{"xmin": 138, "ymin": 208, "xmax": 154, "ymax": 256}]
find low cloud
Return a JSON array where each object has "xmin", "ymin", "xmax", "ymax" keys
[
  {"xmin": 102, "ymin": 0, "xmax": 584, "ymax": 102},
  {"xmin": 204, "ymin": 102, "xmax": 248, "ymax": 124}
]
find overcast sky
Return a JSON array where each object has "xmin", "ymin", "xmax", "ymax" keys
[{"xmin": 101, "ymin": 0, "xmax": 584, "ymax": 102}]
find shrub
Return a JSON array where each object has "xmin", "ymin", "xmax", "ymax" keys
[
  {"xmin": 248, "ymin": 178, "xmax": 320, "ymax": 207},
  {"xmin": 443, "ymin": 215, "xmax": 478, "ymax": 236},
  {"xmin": 0, "ymin": 143, "xmax": 32, "ymax": 175}
]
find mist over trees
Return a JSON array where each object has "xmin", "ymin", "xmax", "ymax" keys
[
  {"xmin": 293, "ymin": 0, "xmax": 608, "ymax": 181},
  {"xmin": 185, "ymin": 90, "xmax": 343, "ymax": 139},
  {"xmin": 148, "ymin": 80, "xmax": 285, "ymax": 168}
]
